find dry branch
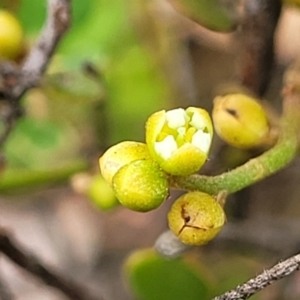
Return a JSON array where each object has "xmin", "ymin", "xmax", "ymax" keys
[
  {"xmin": 0, "ymin": 0, "xmax": 71, "ymax": 147},
  {"xmin": 213, "ymin": 253, "xmax": 300, "ymax": 300},
  {"xmin": 0, "ymin": 228, "xmax": 101, "ymax": 300}
]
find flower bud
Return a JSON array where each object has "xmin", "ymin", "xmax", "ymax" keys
[
  {"xmin": 71, "ymin": 173, "xmax": 119, "ymax": 210},
  {"xmin": 212, "ymin": 93, "xmax": 270, "ymax": 148},
  {"xmin": 0, "ymin": 10, "xmax": 23, "ymax": 60},
  {"xmin": 113, "ymin": 159, "xmax": 169, "ymax": 212},
  {"xmin": 87, "ymin": 174, "xmax": 119, "ymax": 210},
  {"xmin": 146, "ymin": 107, "xmax": 213, "ymax": 176},
  {"xmin": 99, "ymin": 141, "xmax": 151, "ymax": 186},
  {"xmin": 168, "ymin": 192, "xmax": 225, "ymax": 246}
]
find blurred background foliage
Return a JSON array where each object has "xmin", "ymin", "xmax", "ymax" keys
[
  {"xmin": 1, "ymin": 0, "xmax": 175, "ymax": 193},
  {"xmin": 0, "ymin": 0, "xmax": 300, "ymax": 299}
]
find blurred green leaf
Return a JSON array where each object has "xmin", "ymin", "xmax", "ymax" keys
[
  {"xmin": 4, "ymin": 117, "xmax": 79, "ymax": 169},
  {"xmin": 0, "ymin": 160, "xmax": 89, "ymax": 194},
  {"xmin": 18, "ymin": 0, "xmax": 94, "ymax": 36},
  {"xmin": 124, "ymin": 249, "xmax": 210, "ymax": 300}
]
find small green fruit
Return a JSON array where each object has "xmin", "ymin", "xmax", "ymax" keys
[
  {"xmin": 71, "ymin": 173, "xmax": 118, "ymax": 211},
  {"xmin": 168, "ymin": 192, "xmax": 225, "ymax": 245},
  {"xmin": 99, "ymin": 141, "xmax": 151, "ymax": 186},
  {"xmin": 113, "ymin": 159, "xmax": 169, "ymax": 212},
  {"xmin": 0, "ymin": 10, "xmax": 23, "ymax": 60},
  {"xmin": 146, "ymin": 107, "xmax": 213, "ymax": 175},
  {"xmin": 212, "ymin": 93, "xmax": 270, "ymax": 148},
  {"xmin": 87, "ymin": 174, "xmax": 119, "ymax": 210}
]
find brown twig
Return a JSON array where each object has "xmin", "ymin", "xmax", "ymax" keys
[
  {"xmin": 0, "ymin": 0, "xmax": 71, "ymax": 148},
  {"xmin": 212, "ymin": 253, "xmax": 300, "ymax": 300},
  {"xmin": 0, "ymin": 228, "xmax": 102, "ymax": 300},
  {"xmin": 12, "ymin": 0, "xmax": 71, "ymax": 99}
]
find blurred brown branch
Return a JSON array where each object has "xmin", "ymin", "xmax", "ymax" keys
[
  {"xmin": 0, "ymin": 228, "xmax": 102, "ymax": 300},
  {"xmin": 239, "ymin": 0, "xmax": 282, "ymax": 96},
  {"xmin": 0, "ymin": 0, "xmax": 71, "ymax": 147}
]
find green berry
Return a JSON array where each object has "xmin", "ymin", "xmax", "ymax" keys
[
  {"xmin": 87, "ymin": 174, "xmax": 119, "ymax": 210},
  {"xmin": 0, "ymin": 10, "xmax": 23, "ymax": 60},
  {"xmin": 99, "ymin": 141, "xmax": 151, "ymax": 186},
  {"xmin": 212, "ymin": 93, "xmax": 270, "ymax": 148},
  {"xmin": 113, "ymin": 159, "xmax": 169, "ymax": 212},
  {"xmin": 168, "ymin": 192, "xmax": 225, "ymax": 245}
]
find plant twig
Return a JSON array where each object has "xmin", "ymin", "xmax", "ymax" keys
[
  {"xmin": 0, "ymin": 0, "xmax": 71, "ymax": 148},
  {"xmin": 12, "ymin": 0, "xmax": 71, "ymax": 99},
  {"xmin": 0, "ymin": 228, "xmax": 102, "ymax": 300},
  {"xmin": 212, "ymin": 253, "xmax": 300, "ymax": 300}
]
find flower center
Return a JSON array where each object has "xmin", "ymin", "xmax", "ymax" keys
[{"xmin": 154, "ymin": 108, "xmax": 211, "ymax": 160}]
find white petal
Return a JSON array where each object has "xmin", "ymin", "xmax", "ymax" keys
[
  {"xmin": 154, "ymin": 135, "xmax": 177, "ymax": 160},
  {"xmin": 189, "ymin": 112, "xmax": 206, "ymax": 129},
  {"xmin": 166, "ymin": 108, "xmax": 189, "ymax": 129},
  {"xmin": 192, "ymin": 130, "xmax": 211, "ymax": 153}
]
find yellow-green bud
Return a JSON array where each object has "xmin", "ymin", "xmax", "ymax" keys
[
  {"xmin": 71, "ymin": 173, "xmax": 119, "ymax": 211},
  {"xmin": 87, "ymin": 174, "xmax": 119, "ymax": 210},
  {"xmin": 99, "ymin": 141, "xmax": 151, "ymax": 186},
  {"xmin": 146, "ymin": 107, "xmax": 213, "ymax": 176},
  {"xmin": 113, "ymin": 159, "xmax": 169, "ymax": 212},
  {"xmin": 212, "ymin": 93, "xmax": 270, "ymax": 148},
  {"xmin": 0, "ymin": 10, "xmax": 23, "ymax": 60},
  {"xmin": 168, "ymin": 192, "xmax": 225, "ymax": 246}
]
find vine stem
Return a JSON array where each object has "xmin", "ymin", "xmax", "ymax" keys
[{"xmin": 171, "ymin": 88, "xmax": 300, "ymax": 195}]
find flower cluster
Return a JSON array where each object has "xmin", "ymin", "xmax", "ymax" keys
[
  {"xmin": 99, "ymin": 107, "xmax": 213, "ymax": 213},
  {"xmin": 98, "ymin": 97, "xmax": 270, "ymax": 246}
]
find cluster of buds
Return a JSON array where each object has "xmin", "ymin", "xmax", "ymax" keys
[
  {"xmin": 98, "ymin": 96, "xmax": 271, "ymax": 245},
  {"xmin": 99, "ymin": 107, "xmax": 213, "ymax": 214},
  {"xmin": 99, "ymin": 141, "xmax": 169, "ymax": 212}
]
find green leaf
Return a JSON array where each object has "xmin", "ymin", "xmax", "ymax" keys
[{"xmin": 124, "ymin": 249, "xmax": 210, "ymax": 300}]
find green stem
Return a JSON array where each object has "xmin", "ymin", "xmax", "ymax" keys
[{"xmin": 171, "ymin": 92, "xmax": 300, "ymax": 195}]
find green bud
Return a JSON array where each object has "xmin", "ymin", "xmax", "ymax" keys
[
  {"xmin": 146, "ymin": 107, "xmax": 213, "ymax": 176},
  {"xmin": 87, "ymin": 174, "xmax": 119, "ymax": 211},
  {"xmin": 0, "ymin": 10, "xmax": 23, "ymax": 60},
  {"xmin": 113, "ymin": 159, "xmax": 169, "ymax": 212},
  {"xmin": 168, "ymin": 192, "xmax": 225, "ymax": 246},
  {"xmin": 212, "ymin": 93, "xmax": 270, "ymax": 148},
  {"xmin": 99, "ymin": 141, "xmax": 151, "ymax": 186},
  {"xmin": 71, "ymin": 173, "xmax": 119, "ymax": 211}
]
